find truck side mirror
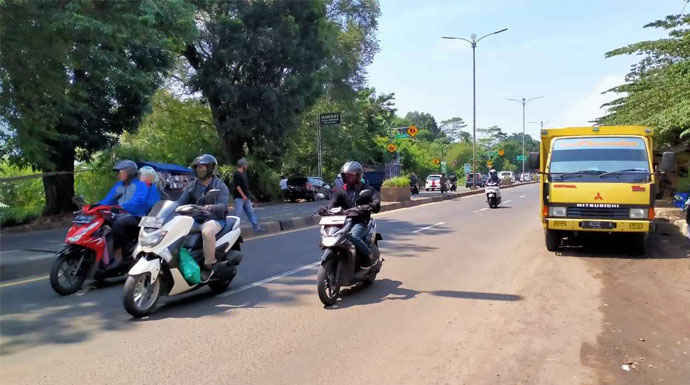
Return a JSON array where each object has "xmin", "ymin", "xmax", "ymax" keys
[
  {"xmin": 528, "ymin": 151, "xmax": 540, "ymax": 170},
  {"xmin": 660, "ymin": 152, "xmax": 676, "ymax": 174}
]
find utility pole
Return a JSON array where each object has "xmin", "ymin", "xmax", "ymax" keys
[
  {"xmin": 507, "ymin": 96, "xmax": 543, "ymax": 176},
  {"xmin": 442, "ymin": 27, "xmax": 508, "ymax": 187}
]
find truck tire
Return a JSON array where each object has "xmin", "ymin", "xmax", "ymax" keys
[
  {"xmin": 630, "ymin": 233, "xmax": 648, "ymax": 257},
  {"xmin": 545, "ymin": 230, "xmax": 561, "ymax": 252}
]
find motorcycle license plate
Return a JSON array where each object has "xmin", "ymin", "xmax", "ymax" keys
[
  {"xmin": 580, "ymin": 221, "xmax": 616, "ymax": 229},
  {"xmin": 139, "ymin": 216, "xmax": 164, "ymax": 228},
  {"xmin": 319, "ymin": 216, "xmax": 346, "ymax": 225}
]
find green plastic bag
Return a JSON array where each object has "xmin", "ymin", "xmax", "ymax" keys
[{"xmin": 179, "ymin": 247, "xmax": 200, "ymax": 284}]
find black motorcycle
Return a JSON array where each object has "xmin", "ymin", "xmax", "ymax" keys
[{"xmin": 316, "ymin": 207, "xmax": 383, "ymax": 306}]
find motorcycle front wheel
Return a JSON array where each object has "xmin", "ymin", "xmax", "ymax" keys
[
  {"xmin": 123, "ymin": 274, "xmax": 160, "ymax": 318},
  {"xmin": 50, "ymin": 247, "xmax": 91, "ymax": 295},
  {"xmin": 316, "ymin": 266, "xmax": 339, "ymax": 306}
]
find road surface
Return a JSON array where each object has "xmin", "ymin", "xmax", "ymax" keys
[{"xmin": 1, "ymin": 184, "xmax": 688, "ymax": 385}]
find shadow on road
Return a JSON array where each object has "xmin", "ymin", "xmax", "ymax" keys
[
  {"xmin": 329, "ymin": 279, "xmax": 523, "ymax": 309},
  {"xmin": 557, "ymin": 221, "xmax": 689, "ymax": 260}
]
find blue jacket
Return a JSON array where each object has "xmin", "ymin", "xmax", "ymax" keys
[
  {"xmin": 99, "ymin": 179, "xmax": 150, "ymax": 217},
  {"xmin": 144, "ymin": 183, "xmax": 161, "ymax": 213}
]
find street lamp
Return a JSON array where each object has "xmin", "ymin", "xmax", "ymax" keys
[
  {"xmin": 507, "ymin": 96, "xmax": 543, "ymax": 175},
  {"xmin": 442, "ymin": 27, "xmax": 508, "ymax": 187}
]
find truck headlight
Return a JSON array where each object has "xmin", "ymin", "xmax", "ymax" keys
[
  {"xmin": 629, "ymin": 208, "xmax": 648, "ymax": 219},
  {"xmin": 139, "ymin": 230, "xmax": 167, "ymax": 247},
  {"xmin": 548, "ymin": 206, "xmax": 567, "ymax": 217}
]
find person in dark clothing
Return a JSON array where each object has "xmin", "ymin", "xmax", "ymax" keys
[
  {"xmin": 177, "ymin": 154, "xmax": 230, "ymax": 280},
  {"xmin": 319, "ymin": 161, "xmax": 381, "ymax": 265},
  {"xmin": 440, "ymin": 173, "xmax": 448, "ymax": 194},
  {"xmin": 232, "ymin": 158, "xmax": 262, "ymax": 232},
  {"xmin": 487, "ymin": 169, "xmax": 500, "ymax": 185}
]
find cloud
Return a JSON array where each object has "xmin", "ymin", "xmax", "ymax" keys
[{"xmin": 557, "ymin": 74, "xmax": 626, "ymax": 127}]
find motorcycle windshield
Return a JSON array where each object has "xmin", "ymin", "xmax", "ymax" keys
[{"xmin": 146, "ymin": 200, "xmax": 179, "ymax": 221}]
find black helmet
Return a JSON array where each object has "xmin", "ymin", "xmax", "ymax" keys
[
  {"xmin": 191, "ymin": 154, "xmax": 217, "ymax": 179},
  {"xmin": 113, "ymin": 160, "xmax": 138, "ymax": 180},
  {"xmin": 341, "ymin": 161, "xmax": 364, "ymax": 186}
]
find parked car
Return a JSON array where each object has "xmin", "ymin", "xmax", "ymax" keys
[
  {"xmin": 498, "ymin": 171, "xmax": 515, "ymax": 184},
  {"xmin": 465, "ymin": 173, "xmax": 485, "ymax": 188},
  {"xmin": 425, "ymin": 174, "xmax": 446, "ymax": 191},
  {"xmin": 285, "ymin": 176, "xmax": 331, "ymax": 201},
  {"xmin": 520, "ymin": 172, "xmax": 531, "ymax": 182}
]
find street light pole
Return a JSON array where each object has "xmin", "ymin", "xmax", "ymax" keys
[
  {"xmin": 507, "ymin": 96, "xmax": 543, "ymax": 175},
  {"xmin": 442, "ymin": 27, "xmax": 507, "ymax": 186}
]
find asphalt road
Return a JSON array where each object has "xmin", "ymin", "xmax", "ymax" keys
[{"xmin": 1, "ymin": 184, "xmax": 687, "ymax": 384}]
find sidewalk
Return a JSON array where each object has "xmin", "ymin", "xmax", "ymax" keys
[{"xmin": 0, "ymin": 184, "xmax": 529, "ymax": 281}]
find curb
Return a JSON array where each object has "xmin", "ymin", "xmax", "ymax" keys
[{"xmin": 0, "ymin": 182, "xmax": 536, "ymax": 281}]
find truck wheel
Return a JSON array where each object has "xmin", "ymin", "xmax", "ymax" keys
[
  {"xmin": 630, "ymin": 233, "xmax": 648, "ymax": 257},
  {"xmin": 545, "ymin": 230, "xmax": 561, "ymax": 252}
]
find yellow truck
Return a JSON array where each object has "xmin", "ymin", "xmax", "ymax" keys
[{"xmin": 532, "ymin": 125, "xmax": 669, "ymax": 254}]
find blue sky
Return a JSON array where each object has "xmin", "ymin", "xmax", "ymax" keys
[{"xmin": 367, "ymin": 0, "xmax": 687, "ymax": 139}]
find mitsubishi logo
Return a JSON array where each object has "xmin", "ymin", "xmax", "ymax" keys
[{"xmin": 594, "ymin": 192, "xmax": 603, "ymax": 201}]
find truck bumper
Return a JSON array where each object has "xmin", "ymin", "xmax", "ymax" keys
[{"xmin": 546, "ymin": 218, "xmax": 650, "ymax": 233}]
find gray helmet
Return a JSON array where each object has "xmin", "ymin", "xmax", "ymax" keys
[
  {"xmin": 341, "ymin": 161, "xmax": 364, "ymax": 185},
  {"xmin": 237, "ymin": 157, "xmax": 248, "ymax": 167},
  {"xmin": 191, "ymin": 154, "xmax": 217, "ymax": 179},
  {"xmin": 113, "ymin": 160, "xmax": 138, "ymax": 179}
]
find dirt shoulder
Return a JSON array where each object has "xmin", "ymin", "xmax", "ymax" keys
[{"xmin": 577, "ymin": 221, "xmax": 690, "ymax": 384}]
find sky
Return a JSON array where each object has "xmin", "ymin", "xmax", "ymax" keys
[{"xmin": 366, "ymin": 0, "xmax": 688, "ymax": 139}]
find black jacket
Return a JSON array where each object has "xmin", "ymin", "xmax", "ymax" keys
[
  {"xmin": 177, "ymin": 176, "xmax": 230, "ymax": 220},
  {"xmin": 326, "ymin": 183, "xmax": 381, "ymax": 224}
]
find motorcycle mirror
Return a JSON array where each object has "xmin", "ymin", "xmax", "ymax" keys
[
  {"xmin": 316, "ymin": 193, "xmax": 326, "ymax": 200},
  {"xmin": 72, "ymin": 195, "xmax": 86, "ymax": 207},
  {"xmin": 205, "ymin": 189, "xmax": 221, "ymax": 204},
  {"xmin": 357, "ymin": 189, "xmax": 373, "ymax": 203}
]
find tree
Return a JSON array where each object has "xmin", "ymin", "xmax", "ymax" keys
[
  {"xmin": 599, "ymin": 10, "xmax": 690, "ymax": 146},
  {"xmin": 0, "ymin": 0, "xmax": 195, "ymax": 214},
  {"xmin": 405, "ymin": 111, "xmax": 443, "ymax": 139},
  {"xmin": 440, "ymin": 117, "xmax": 469, "ymax": 143},
  {"xmin": 183, "ymin": 0, "xmax": 381, "ymax": 165}
]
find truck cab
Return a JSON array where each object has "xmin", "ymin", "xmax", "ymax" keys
[{"xmin": 535, "ymin": 126, "xmax": 657, "ymax": 254}]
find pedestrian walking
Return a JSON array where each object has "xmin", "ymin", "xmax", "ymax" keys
[{"xmin": 232, "ymin": 158, "xmax": 263, "ymax": 232}]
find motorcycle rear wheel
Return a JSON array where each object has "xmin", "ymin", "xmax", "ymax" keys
[
  {"xmin": 123, "ymin": 274, "xmax": 160, "ymax": 318},
  {"xmin": 50, "ymin": 247, "xmax": 90, "ymax": 295},
  {"xmin": 317, "ymin": 267, "xmax": 339, "ymax": 306}
]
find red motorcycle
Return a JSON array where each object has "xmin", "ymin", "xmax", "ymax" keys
[{"xmin": 49, "ymin": 201, "xmax": 137, "ymax": 295}]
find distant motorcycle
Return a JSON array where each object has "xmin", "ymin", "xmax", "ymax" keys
[
  {"xmin": 410, "ymin": 182, "xmax": 419, "ymax": 195},
  {"xmin": 316, "ymin": 207, "xmax": 383, "ymax": 306},
  {"xmin": 485, "ymin": 181, "xmax": 501, "ymax": 208}
]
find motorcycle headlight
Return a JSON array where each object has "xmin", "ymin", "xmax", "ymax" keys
[
  {"xmin": 139, "ymin": 230, "xmax": 168, "ymax": 247},
  {"xmin": 548, "ymin": 206, "xmax": 567, "ymax": 217},
  {"xmin": 629, "ymin": 208, "xmax": 648, "ymax": 219}
]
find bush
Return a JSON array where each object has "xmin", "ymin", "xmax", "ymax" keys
[
  {"xmin": 0, "ymin": 163, "xmax": 45, "ymax": 226},
  {"xmin": 677, "ymin": 176, "xmax": 690, "ymax": 193},
  {"xmin": 382, "ymin": 176, "xmax": 410, "ymax": 188}
]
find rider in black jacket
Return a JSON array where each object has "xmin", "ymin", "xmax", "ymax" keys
[{"xmin": 320, "ymin": 161, "xmax": 381, "ymax": 265}]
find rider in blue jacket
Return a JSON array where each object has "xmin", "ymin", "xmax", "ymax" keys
[{"xmin": 98, "ymin": 160, "xmax": 151, "ymax": 270}]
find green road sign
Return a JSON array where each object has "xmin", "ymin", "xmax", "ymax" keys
[
  {"xmin": 516, "ymin": 154, "xmax": 525, "ymax": 161},
  {"xmin": 395, "ymin": 133, "xmax": 410, "ymax": 139}
]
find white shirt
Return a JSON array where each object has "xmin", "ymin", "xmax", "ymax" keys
[{"xmin": 279, "ymin": 178, "xmax": 288, "ymax": 190}]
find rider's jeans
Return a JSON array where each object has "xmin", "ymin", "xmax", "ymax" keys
[{"xmin": 348, "ymin": 223, "xmax": 370, "ymax": 259}]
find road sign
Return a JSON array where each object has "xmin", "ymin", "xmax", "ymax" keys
[
  {"xmin": 487, "ymin": 160, "xmax": 494, "ymax": 167},
  {"xmin": 387, "ymin": 143, "xmax": 397, "ymax": 153},
  {"xmin": 407, "ymin": 125, "xmax": 419, "ymax": 137},
  {"xmin": 516, "ymin": 154, "xmax": 525, "ymax": 161},
  {"xmin": 395, "ymin": 133, "xmax": 409, "ymax": 139},
  {"xmin": 319, "ymin": 112, "xmax": 340, "ymax": 125},
  {"xmin": 498, "ymin": 149, "xmax": 505, "ymax": 156},
  {"xmin": 463, "ymin": 163, "xmax": 471, "ymax": 174},
  {"xmin": 432, "ymin": 158, "xmax": 440, "ymax": 166}
]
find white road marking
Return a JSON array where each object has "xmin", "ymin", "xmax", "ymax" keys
[
  {"xmin": 479, "ymin": 208, "xmax": 489, "ymax": 212},
  {"xmin": 412, "ymin": 222, "xmax": 446, "ymax": 233},
  {"xmin": 520, "ymin": 195, "xmax": 526, "ymax": 198},
  {"xmin": 219, "ymin": 262, "xmax": 320, "ymax": 298},
  {"xmin": 504, "ymin": 200, "xmax": 512, "ymax": 204},
  {"xmin": 0, "ymin": 275, "xmax": 50, "ymax": 288}
]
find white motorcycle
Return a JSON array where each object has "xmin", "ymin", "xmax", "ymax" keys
[
  {"xmin": 123, "ymin": 190, "xmax": 243, "ymax": 317},
  {"xmin": 485, "ymin": 181, "xmax": 502, "ymax": 208}
]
